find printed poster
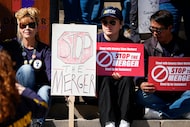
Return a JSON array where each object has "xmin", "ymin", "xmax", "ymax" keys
[
  {"xmin": 97, "ymin": 42, "xmax": 144, "ymax": 76},
  {"xmin": 51, "ymin": 24, "xmax": 97, "ymax": 96},
  {"xmin": 148, "ymin": 57, "xmax": 190, "ymax": 91}
]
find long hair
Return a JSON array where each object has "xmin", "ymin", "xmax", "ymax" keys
[{"xmin": 0, "ymin": 50, "xmax": 20, "ymax": 122}]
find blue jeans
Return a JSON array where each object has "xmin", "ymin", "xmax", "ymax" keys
[
  {"xmin": 80, "ymin": 0, "xmax": 96, "ymax": 24},
  {"xmin": 136, "ymin": 89, "xmax": 190, "ymax": 118},
  {"xmin": 16, "ymin": 64, "xmax": 51, "ymax": 104},
  {"xmin": 63, "ymin": 0, "xmax": 102, "ymax": 25},
  {"xmin": 62, "ymin": 0, "xmax": 81, "ymax": 23},
  {"xmin": 91, "ymin": 0, "xmax": 104, "ymax": 26},
  {"xmin": 121, "ymin": 0, "xmax": 131, "ymax": 29},
  {"xmin": 16, "ymin": 64, "xmax": 35, "ymax": 89},
  {"xmin": 16, "ymin": 64, "xmax": 51, "ymax": 125}
]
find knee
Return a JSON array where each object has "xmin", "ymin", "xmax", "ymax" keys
[
  {"xmin": 16, "ymin": 65, "xmax": 35, "ymax": 88},
  {"xmin": 38, "ymin": 85, "xmax": 51, "ymax": 94},
  {"xmin": 37, "ymin": 85, "xmax": 51, "ymax": 103},
  {"xmin": 182, "ymin": 90, "xmax": 190, "ymax": 97},
  {"xmin": 17, "ymin": 64, "xmax": 34, "ymax": 74},
  {"xmin": 101, "ymin": 77, "xmax": 112, "ymax": 84},
  {"xmin": 122, "ymin": 77, "xmax": 134, "ymax": 86}
]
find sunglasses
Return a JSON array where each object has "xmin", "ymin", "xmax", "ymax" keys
[
  {"xmin": 19, "ymin": 22, "xmax": 36, "ymax": 29},
  {"xmin": 149, "ymin": 26, "xmax": 166, "ymax": 34},
  {"xmin": 101, "ymin": 20, "xmax": 116, "ymax": 26}
]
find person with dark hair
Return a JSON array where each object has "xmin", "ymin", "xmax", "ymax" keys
[
  {"xmin": 135, "ymin": 10, "xmax": 190, "ymax": 119},
  {"xmin": 97, "ymin": 6, "xmax": 135, "ymax": 127},
  {"xmin": 0, "ymin": 50, "xmax": 48, "ymax": 127},
  {"xmin": 0, "ymin": 7, "xmax": 51, "ymax": 126}
]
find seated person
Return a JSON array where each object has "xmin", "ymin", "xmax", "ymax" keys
[
  {"xmin": 97, "ymin": 6, "xmax": 135, "ymax": 127},
  {"xmin": 0, "ymin": 7, "xmax": 51, "ymax": 126},
  {"xmin": 0, "ymin": 50, "xmax": 48, "ymax": 126},
  {"xmin": 135, "ymin": 10, "xmax": 190, "ymax": 119}
]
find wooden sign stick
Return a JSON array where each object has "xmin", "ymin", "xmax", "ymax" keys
[{"xmin": 68, "ymin": 96, "xmax": 75, "ymax": 127}]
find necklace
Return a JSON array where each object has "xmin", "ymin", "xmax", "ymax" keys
[
  {"xmin": 22, "ymin": 47, "xmax": 37, "ymax": 65},
  {"xmin": 21, "ymin": 42, "xmax": 42, "ymax": 69}
]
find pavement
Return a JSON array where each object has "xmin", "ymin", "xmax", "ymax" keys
[{"xmin": 44, "ymin": 96, "xmax": 190, "ymax": 127}]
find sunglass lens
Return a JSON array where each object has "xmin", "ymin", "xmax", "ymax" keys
[
  {"xmin": 149, "ymin": 26, "xmax": 162, "ymax": 34},
  {"xmin": 20, "ymin": 24, "xmax": 27, "ymax": 29},
  {"xmin": 19, "ymin": 22, "xmax": 36, "ymax": 29},
  {"xmin": 110, "ymin": 20, "xmax": 116, "ymax": 25},
  {"xmin": 102, "ymin": 20, "xmax": 108, "ymax": 25},
  {"xmin": 28, "ymin": 22, "xmax": 36, "ymax": 28}
]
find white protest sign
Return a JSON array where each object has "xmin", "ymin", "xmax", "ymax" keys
[
  {"xmin": 138, "ymin": 0, "xmax": 159, "ymax": 33},
  {"xmin": 51, "ymin": 24, "xmax": 97, "ymax": 96}
]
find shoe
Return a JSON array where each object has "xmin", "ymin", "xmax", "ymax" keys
[
  {"xmin": 183, "ymin": 112, "xmax": 190, "ymax": 119},
  {"xmin": 31, "ymin": 119, "xmax": 43, "ymax": 127},
  {"xmin": 31, "ymin": 122, "xmax": 42, "ymax": 127},
  {"xmin": 143, "ymin": 108, "xmax": 162, "ymax": 119},
  {"xmin": 119, "ymin": 119, "xmax": 130, "ymax": 127},
  {"xmin": 105, "ymin": 121, "xmax": 115, "ymax": 127}
]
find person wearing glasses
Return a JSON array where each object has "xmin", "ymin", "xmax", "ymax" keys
[
  {"xmin": 97, "ymin": 6, "xmax": 135, "ymax": 127},
  {"xmin": 0, "ymin": 7, "xmax": 51, "ymax": 127},
  {"xmin": 135, "ymin": 10, "xmax": 190, "ymax": 119}
]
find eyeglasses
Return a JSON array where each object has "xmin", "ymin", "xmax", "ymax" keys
[
  {"xmin": 101, "ymin": 20, "xmax": 116, "ymax": 26},
  {"xmin": 149, "ymin": 26, "xmax": 166, "ymax": 34},
  {"xmin": 19, "ymin": 22, "xmax": 36, "ymax": 29}
]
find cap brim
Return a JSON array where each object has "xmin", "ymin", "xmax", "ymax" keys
[{"xmin": 99, "ymin": 14, "xmax": 118, "ymax": 20}]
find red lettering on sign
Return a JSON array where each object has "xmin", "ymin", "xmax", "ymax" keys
[{"xmin": 171, "ymin": 68, "xmax": 186, "ymax": 74}]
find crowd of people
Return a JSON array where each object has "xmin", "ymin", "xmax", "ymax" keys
[{"xmin": 0, "ymin": 1, "xmax": 190, "ymax": 127}]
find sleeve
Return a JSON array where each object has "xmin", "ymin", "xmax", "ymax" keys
[
  {"xmin": 44, "ymin": 46, "xmax": 51, "ymax": 82},
  {"xmin": 22, "ymin": 88, "xmax": 48, "ymax": 118}
]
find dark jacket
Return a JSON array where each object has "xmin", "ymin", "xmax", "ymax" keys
[
  {"xmin": 135, "ymin": 35, "xmax": 190, "ymax": 102},
  {"xmin": 0, "ymin": 88, "xmax": 48, "ymax": 127},
  {"xmin": 0, "ymin": 39, "xmax": 51, "ymax": 88}
]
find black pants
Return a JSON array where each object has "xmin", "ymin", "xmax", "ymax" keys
[{"xmin": 98, "ymin": 76, "xmax": 135, "ymax": 127}]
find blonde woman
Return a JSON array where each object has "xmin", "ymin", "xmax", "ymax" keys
[{"xmin": 0, "ymin": 7, "xmax": 51, "ymax": 126}]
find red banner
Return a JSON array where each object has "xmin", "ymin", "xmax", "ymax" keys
[
  {"xmin": 148, "ymin": 57, "xmax": 190, "ymax": 91},
  {"xmin": 97, "ymin": 42, "xmax": 144, "ymax": 76}
]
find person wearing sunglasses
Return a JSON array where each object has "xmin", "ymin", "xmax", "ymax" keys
[
  {"xmin": 135, "ymin": 10, "xmax": 190, "ymax": 120},
  {"xmin": 97, "ymin": 6, "xmax": 136, "ymax": 127},
  {"xmin": 0, "ymin": 7, "xmax": 51, "ymax": 127}
]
